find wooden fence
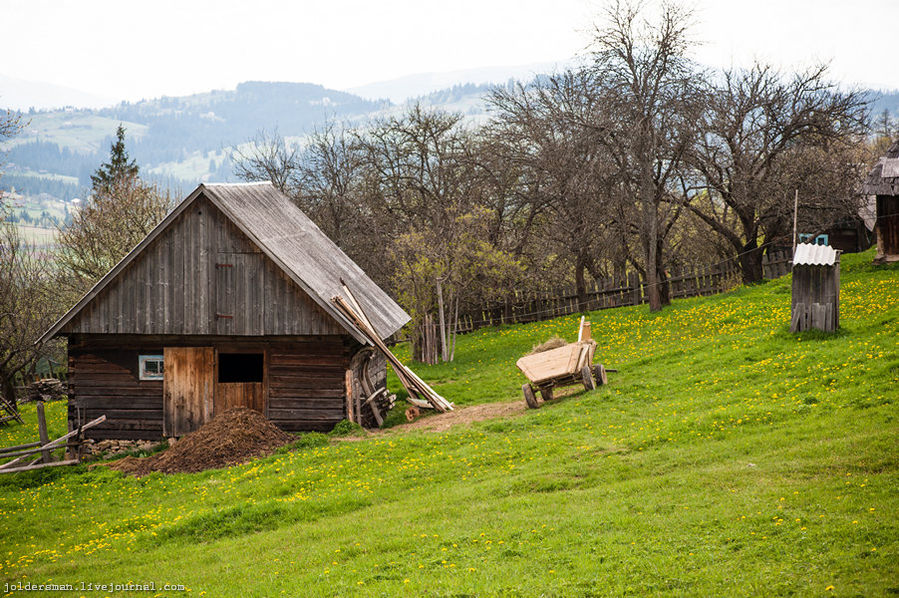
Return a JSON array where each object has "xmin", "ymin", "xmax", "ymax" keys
[
  {"xmin": 454, "ymin": 258, "xmax": 747, "ymax": 333},
  {"xmin": 762, "ymin": 249, "xmax": 792, "ymax": 279}
]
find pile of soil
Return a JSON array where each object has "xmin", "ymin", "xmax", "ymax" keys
[{"xmin": 108, "ymin": 407, "xmax": 292, "ymax": 476}]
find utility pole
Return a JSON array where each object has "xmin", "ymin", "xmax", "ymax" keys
[{"xmin": 792, "ymin": 189, "xmax": 799, "ymax": 252}]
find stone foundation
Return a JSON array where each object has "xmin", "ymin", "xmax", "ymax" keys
[{"xmin": 82, "ymin": 438, "xmax": 164, "ymax": 459}]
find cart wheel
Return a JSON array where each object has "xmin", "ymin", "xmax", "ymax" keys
[
  {"xmin": 540, "ymin": 386, "xmax": 554, "ymax": 401},
  {"xmin": 581, "ymin": 366, "xmax": 596, "ymax": 391},
  {"xmin": 523, "ymin": 384, "xmax": 539, "ymax": 409},
  {"xmin": 593, "ymin": 364, "xmax": 608, "ymax": 386}
]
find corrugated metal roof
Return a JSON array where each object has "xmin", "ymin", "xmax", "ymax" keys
[
  {"xmin": 793, "ymin": 242, "xmax": 838, "ymax": 266},
  {"xmin": 40, "ymin": 182, "xmax": 409, "ymax": 343},
  {"xmin": 203, "ymin": 182, "xmax": 409, "ymax": 340}
]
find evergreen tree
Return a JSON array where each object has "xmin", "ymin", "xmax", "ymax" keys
[{"xmin": 90, "ymin": 124, "xmax": 139, "ymax": 193}]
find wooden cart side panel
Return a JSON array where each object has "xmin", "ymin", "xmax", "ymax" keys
[
  {"xmin": 516, "ymin": 345, "xmax": 580, "ymax": 384},
  {"xmin": 517, "ymin": 341, "xmax": 597, "ymax": 385}
]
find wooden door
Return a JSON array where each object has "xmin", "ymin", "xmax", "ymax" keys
[{"xmin": 163, "ymin": 347, "xmax": 214, "ymax": 437}]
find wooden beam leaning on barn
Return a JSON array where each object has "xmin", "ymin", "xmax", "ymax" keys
[{"xmin": 332, "ymin": 285, "xmax": 453, "ymax": 413}]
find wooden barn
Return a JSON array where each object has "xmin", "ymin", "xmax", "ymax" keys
[
  {"xmin": 39, "ymin": 182, "xmax": 410, "ymax": 440},
  {"xmin": 790, "ymin": 242, "xmax": 840, "ymax": 333},
  {"xmin": 863, "ymin": 140, "xmax": 899, "ymax": 263}
]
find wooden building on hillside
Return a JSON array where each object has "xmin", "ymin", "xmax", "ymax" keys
[
  {"xmin": 40, "ymin": 182, "xmax": 410, "ymax": 439},
  {"xmin": 790, "ymin": 243, "xmax": 840, "ymax": 333},
  {"xmin": 863, "ymin": 140, "xmax": 899, "ymax": 263}
]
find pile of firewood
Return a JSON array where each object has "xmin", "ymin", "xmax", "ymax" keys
[{"xmin": 26, "ymin": 378, "xmax": 66, "ymax": 403}]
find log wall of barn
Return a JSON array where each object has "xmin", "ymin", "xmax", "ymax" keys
[
  {"xmin": 68, "ymin": 342, "xmax": 164, "ymax": 440},
  {"xmin": 68, "ymin": 334, "xmax": 357, "ymax": 439},
  {"xmin": 267, "ymin": 337, "xmax": 351, "ymax": 432}
]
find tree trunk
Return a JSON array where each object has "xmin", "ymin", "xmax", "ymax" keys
[
  {"xmin": 656, "ymin": 240, "xmax": 670, "ymax": 306},
  {"xmin": 641, "ymin": 157, "xmax": 662, "ymax": 312},
  {"xmin": 449, "ymin": 296, "xmax": 459, "ymax": 362},
  {"xmin": 739, "ymin": 240, "xmax": 765, "ymax": 284},
  {"xmin": 574, "ymin": 257, "xmax": 589, "ymax": 312},
  {"xmin": 436, "ymin": 278, "xmax": 448, "ymax": 362},
  {"xmin": 656, "ymin": 264, "xmax": 670, "ymax": 306},
  {"xmin": 1, "ymin": 373, "xmax": 18, "ymax": 415}
]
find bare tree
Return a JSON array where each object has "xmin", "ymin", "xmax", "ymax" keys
[
  {"xmin": 231, "ymin": 129, "xmax": 302, "ymax": 195},
  {"xmin": 356, "ymin": 104, "xmax": 522, "ymax": 363},
  {"xmin": 0, "ymin": 109, "xmax": 25, "ymax": 143},
  {"xmin": 294, "ymin": 124, "xmax": 369, "ymax": 256},
  {"xmin": 687, "ymin": 63, "xmax": 869, "ymax": 282},
  {"xmin": 582, "ymin": 0, "xmax": 701, "ymax": 311},
  {"xmin": 488, "ymin": 71, "xmax": 624, "ymax": 306},
  {"xmin": 0, "ymin": 215, "xmax": 57, "ymax": 412},
  {"xmin": 56, "ymin": 175, "xmax": 172, "ymax": 295}
]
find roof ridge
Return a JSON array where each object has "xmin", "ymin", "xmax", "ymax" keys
[{"xmin": 203, "ymin": 181, "xmax": 272, "ymax": 187}]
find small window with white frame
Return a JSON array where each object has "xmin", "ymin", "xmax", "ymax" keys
[{"xmin": 139, "ymin": 355, "xmax": 164, "ymax": 380}]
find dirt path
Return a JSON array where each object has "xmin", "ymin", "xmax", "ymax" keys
[{"xmin": 384, "ymin": 400, "xmax": 528, "ymax": 434}]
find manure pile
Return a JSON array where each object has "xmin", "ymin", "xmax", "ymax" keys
[{"xmin": 108, "ymin": 407, "xmax": 292, "ymax": 476}]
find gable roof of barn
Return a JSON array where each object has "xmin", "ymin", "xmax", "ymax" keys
[
  {"xmin": 863, "ymin": 139, "xmax": 899, "ymax": 196},
  {"xmin": 40, "ymin": 182, "xmax": 409, "ymax": 344}
]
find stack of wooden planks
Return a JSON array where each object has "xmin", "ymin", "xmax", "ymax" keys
[{"xmin": 332, "ymin": 283, "xmax": 453, "ymax": 413}]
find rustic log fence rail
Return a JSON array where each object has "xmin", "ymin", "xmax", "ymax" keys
[
  {"xmin": 0, "ymin": 412, "xmax": 106, "ymax": 474},
  {"xmin": 762, "ymin": 249, "xmax": 793, "ymax": 279},
  {"xmin": 451, "ymin": 252, "xmax": 792, "ymax": 335}
]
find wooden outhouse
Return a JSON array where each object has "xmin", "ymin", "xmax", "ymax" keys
[
  {"xmin": 40, "ymin": 182, "xmax": 410, "ymax": 439},
  {"xmin": 863, "ymin": 140, "xmax": 899, "ymax": 263},
  {"xmin": 790, "ymin": 243, "xmax": 840, "ymax": 333}
]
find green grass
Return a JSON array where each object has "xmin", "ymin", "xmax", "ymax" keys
[{"xmin": 1, "ymin": 250, "xmax": 896, "ymax": 596}]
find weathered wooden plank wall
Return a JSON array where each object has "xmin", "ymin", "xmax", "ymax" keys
[
  {"xmin": 215, "ymin": 382, "xmax": 265, "ymax": 414},
  {"xmin": 68, "ymin": 346, "xmax": 164, "ymax": 440},
  {"xmin": 790, "ymin": 257, "xmax": 840, "ymax": 333},
  {"xmin": 876, "ymin": 195, "xmax": 899, "ymax": 258},
  {"xmin": 267, "ymin": 338, "xmax": 350, "ymax": 432},
  {"xmin": 61, "ymin": 197, "xmax": 345, "ymax": 337},
  {"xmin": 69, "ymin": 335, "xmax": 357, "ymax": 438}
]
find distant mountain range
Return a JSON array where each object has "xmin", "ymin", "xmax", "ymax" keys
[
  {"xmin": 346, "ymin": 62, "xmax": 564, "ymax": 103},
  {"xmin": 1, "ymin": 73, "xmax": 898, "ymax": 205},
  {"xmin": 0, "ymin": 77, "xmax": 502, "ymax": 202}
]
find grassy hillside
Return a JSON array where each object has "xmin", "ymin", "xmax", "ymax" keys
[{"xmin": 1, "ymin": 251, "xmax": 896, "ymax": 596}]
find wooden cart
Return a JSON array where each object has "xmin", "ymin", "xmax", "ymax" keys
[{"xmin": 515, "ymin": 318, "xmax": 608, "ymax": 409}]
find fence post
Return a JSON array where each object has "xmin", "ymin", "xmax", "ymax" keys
[{"xmin": 37, "ymin": 401, "xmax": 51, "ymax": 463}]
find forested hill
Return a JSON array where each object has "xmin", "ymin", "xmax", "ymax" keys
[
  {"xmin": 0, "ymin": 81, "xmax": 392, "ymax": 199},
  {"xmin": 1, "ymin": 81, "xmax": 896, "ymax": 204},
  {"xmin": 94, "ymin": 81, "xmax": 388, "ymax": 161}
]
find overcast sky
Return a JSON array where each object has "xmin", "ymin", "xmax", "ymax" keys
[{"xmin": 4, "ymin": 0, "xmax": 897, "ymax": 103}]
